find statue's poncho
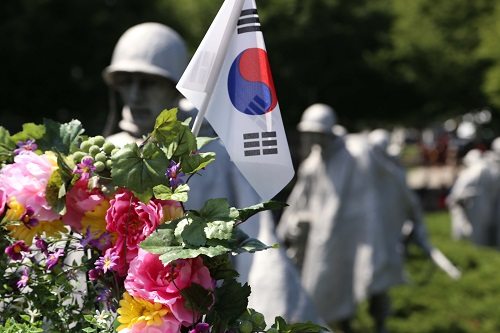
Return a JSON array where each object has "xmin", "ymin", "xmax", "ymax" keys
[
  {"xmin": 278, "ymin": 137, "xmax": 375, "ymax": 323},
  {"xmin": 447, "ymin": 152, "xmax": 500, "ymax": 247}
]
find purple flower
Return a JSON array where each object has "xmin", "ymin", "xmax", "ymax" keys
[
  {"xmin": 74, "ymin": 157, "xmax": 96, "ymax": 180},
  {"xmin": 90, "ymin": 232, "xmax": 113, "ymax": 252},
  {"xmin": 95, "ymin": 251, "xmax": 119, "ymax": 273},
  {"xmin": 5, "ymin": 240, "xmax": 30, "ymax": 261},
  {"xmin": 16, "ymin": 267, "xmax": 29, "ymax": 289},
  {"xmin": 96, "ymin": 288, "xmax": 114, "ymax": 311},
  {"xmin": 45, "ymin": 248, "xmax": 64, "ymax": 270},
  {"xmin": 166, "ymin": 160, "xmax": 185, "ymax": 188},
  {"xmin": 88, "ymin": 268, "xmax": 103, "ymax": 281},
  {"xmin": 79, "ymin": 227, "xmax": 95, "ymax": 248},
  {"xmin": 79, "ymin": 227, "xmax": 113, "ymax": 252},
  {"xmin": 14, "ymin": 139, "xmax": 38, "ymax": 155},
  {"xmin": 189, "ymin": 322, "xmax": 211, "ymax": 333},
  {"xmin": 34, "ymin": 236, "xmax": 48, "ymax": 255},
  {"xmin": 21, "ymin": 207, "xmax": 39, "ymax": 228}
]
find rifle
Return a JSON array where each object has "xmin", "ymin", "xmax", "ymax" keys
[{"xmin": 402, "ymin": 220, "xmax": 461, "ymax": 280}]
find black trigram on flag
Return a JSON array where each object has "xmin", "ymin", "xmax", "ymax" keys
[
  {"xmin": 243, "ymin": 132, "xmax": 278, "ymax": 156},
  {"xmin": 237, "ymin": 8, "xmax": 261, "ymax": 34}
]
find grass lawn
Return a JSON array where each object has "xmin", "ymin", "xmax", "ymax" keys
[{"xmin": 352, "ymin": 211, "xmax": 500, "ymax": 333}]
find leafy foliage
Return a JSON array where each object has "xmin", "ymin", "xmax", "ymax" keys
[
  {"xmin": 140, "ymin": 198, "xmax": 275, "ymax": 265},
  {"xmin": 0, "ymin": 127, "xmax": 15, "ymax": 164},
  {"xmin": 37, "ymin": 119, "xmax": 84, "ymax": 154},
  {"xmin": 5, "ymin": 0, "xmax": 500, "ymax": 135},
  {"xmin": 0, "ymin": 318, "xmax": 43, "ymax": 333},
  {"xmin": 111, "ymin": 142, "xmax": 168, "ymax": 201},
  {"xmin": 153, "ymin": 183, "xmax": 190, "ymax": 202}
]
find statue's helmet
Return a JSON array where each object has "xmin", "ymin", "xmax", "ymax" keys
[
  {"xmin": 103, "ymin": 22, "xmax": 188, "ymax": 85},
  {"xmin": 463, "ymin": 149, "xmax": 482, "ymax": 167},
  {"xmin": 491, "ymin": 137, "xmax": 500, "ymax": 154},
  {"xmin": 297, "ymin": 103, "xmax": 337, "ymax": 134},
  {"xmin": 369, "ymin": 128, "xmax": 391, "ymax": 152}
]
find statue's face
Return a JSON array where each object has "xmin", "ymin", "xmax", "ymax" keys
[
  {"xmin": 113, "ymin": 72, "xmax": 178, "ymax": 133},
  {"xmin": 300, "ymin": 132, "xmax": 332, "ymax": 160}
]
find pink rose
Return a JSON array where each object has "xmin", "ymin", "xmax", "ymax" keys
[
  {"xmin": 0, "ymin": 188, "xmax": 6, "ymax": 216},
  {"xmin": 0, "ymin": 152, "xmax": 59, "ymax": 221},
  {"xmin": 125, "ymin": 249, "xmax": 215, "ymax": 325},
  {"xmin": 63, "ymin": 179, "xmax": 105, "ymax": 231},
  {"xmin": 105, "ymin": 190, "xmax": 164, "ymax": 275}
]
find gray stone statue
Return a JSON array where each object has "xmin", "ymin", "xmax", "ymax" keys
[
  {"xmin": 277, "ymin": 104, "xmax": 374, "ymax": 332},
  {"xmin": 102, "ymin": 22, "xmax": 188, "ymax": 145},
  {"xmin": 446, "ymin": 144, "xmax": 500, "ymax": 247}
]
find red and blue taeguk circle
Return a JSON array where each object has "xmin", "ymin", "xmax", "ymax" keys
[{"xmin": 228, "ymin": 48, "xmax": 277, "ymax": 115}]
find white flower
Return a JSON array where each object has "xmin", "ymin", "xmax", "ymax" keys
[{"xmin": 94, "ymin": 309, "xmax": 111, "ymax": 326}]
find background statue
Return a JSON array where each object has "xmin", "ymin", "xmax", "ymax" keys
[
  {"xmin": 446, "ymin": 144, "xmax": 500, "ymax": 247},
  {"xmin": 277, "ymin": 103, "xmax": 374, "ymax": 333}
]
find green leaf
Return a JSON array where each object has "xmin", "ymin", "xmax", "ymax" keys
[
  {"xmin": 83, "ymin": 314, "xmax": 95, "ymax": 323},
  {"xmin": 0, "ymin": 126, "xmax": 13, "ymax": 147},
  {"xmin": 203, "ymin": 255, "xmax": 239, "ymax": 280},
  {"xmin": 172, "ymin": 124, "xmax": 197, "ymax": 157},
  {"xmin": 140, "ymin": 228, "xmax": 178, "ymax": 253},
  {"xmin": 0, "ymin": 127, "xmax": 15, "ymax": 163},
  {"xmin": 153, "ymin": 184, "xmax": 173, "ymax": 199},
  {"xmin": 158, "ymin": 245, "xmax": 230, "ymax": 265},
  {"xmin": 38, "ymin": 119, "xmax": 84, "ymax": 154},
  {"xmin": 272, "ymin": 316, "xmax": 288, "ymax": 331},
  {"xmin": 181, "ymin": 283, "xmax": 214, "ymax": 313},
  {"xmin": 237, "ymin": 237, "xmax": 275, "ymax": 254},
  {"xmin": 11, "ymin": 122, "xmax": 45, "ymax": 143},
  {"xmin": 237, "ymin": 201, "xmax": 287, "ymax": 222},
  {"xmin": 171, "ymin": 184, "xmax": 190, "ymax": 202},
  {"xmin": 56, "ymin": 151, "xmax": 75, "ymax": 180},
  {"xmin": 181, "ymin": 152, "xmax": 216, "ymax": 174},
  {"xmin": 200, "ymin": 198, "xmax": 232, "ymax": 221},
  {"xmin": 181, "ymin": 216, "xmax": 207, "ymax": 246},
  {"xmin": 153, "ymin": 108, "xmax": 178, "ymax": 143},
  {"xmin": 196, "ymin": 136, "xmax": 217, "ymax": 150},
  {"xmin": 45, "ymin": 169, "xmax": 67, "ymax": 215},
  {"xmin": 153, "ymin": 108, "xmax": 197, "ymax": 158},
  {"xmin": 19, "ymin": 314, "xmax": 31, "ymax": 323},
  {"xmin": 111, "ymin": 142, "xmax": 168, "ymax": 201},
  {"xmin": 213, "ymin": 279, "xmax": 251, "ymax": 324},
  {"xmin": 227, "ymin": 227, "xmax": 274, "ymax": 254},
  {"xmin": 153, "ymin": 184, "xmax": 189, "ymax": 202}
]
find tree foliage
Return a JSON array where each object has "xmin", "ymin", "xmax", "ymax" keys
[{"xmin": 1, "ymin": 0, "xmax": 500, "ymax": 133}]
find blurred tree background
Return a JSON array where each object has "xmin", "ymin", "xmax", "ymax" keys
[
  {"xmin": 1, "ymin": 0, "xmax": 500, "ymax": 136},
  {"xmin": 2, "ymin": 2, "xmax": 500, "ymax": 332}
]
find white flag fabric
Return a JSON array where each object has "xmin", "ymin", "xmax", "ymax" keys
[{"xmin": 177, "ymin": 0, "xmax": 294, "ymax": 200}]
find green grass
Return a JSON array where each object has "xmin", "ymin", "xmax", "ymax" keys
[{"xmin": 351, "ymin": 211, "xmax": 500, "ymax": 333}]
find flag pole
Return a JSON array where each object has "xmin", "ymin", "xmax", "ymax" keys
[{"xmin": 189, "ymin": 0, "xmax": 245, "ymax": 137}]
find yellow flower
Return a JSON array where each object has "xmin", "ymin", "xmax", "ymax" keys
[
  {"xmin": 7, "ymin": 219, "xmax": 67, "ymax": 245},
  {"xmin": 44, "ymin": 151, "xmax": 58, "ymax": 167},
  {"xmin": 2, "ymin": 199, "xmax": 64, "ymax": 244},
  {"xmin": 5, "ymin": 198, "xmax": 24, "ymax": 221},
  {"xmin": 80, "ymin": 199, "xmax": 111, "ymax": 238},
  {"xmin": 116, "ymin": 292, "xmax": 169, "ymax": 331}
]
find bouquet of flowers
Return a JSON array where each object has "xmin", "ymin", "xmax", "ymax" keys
[{"xmin": 0, "ymin": 109, "xmax": 325, "ymax": 333}]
